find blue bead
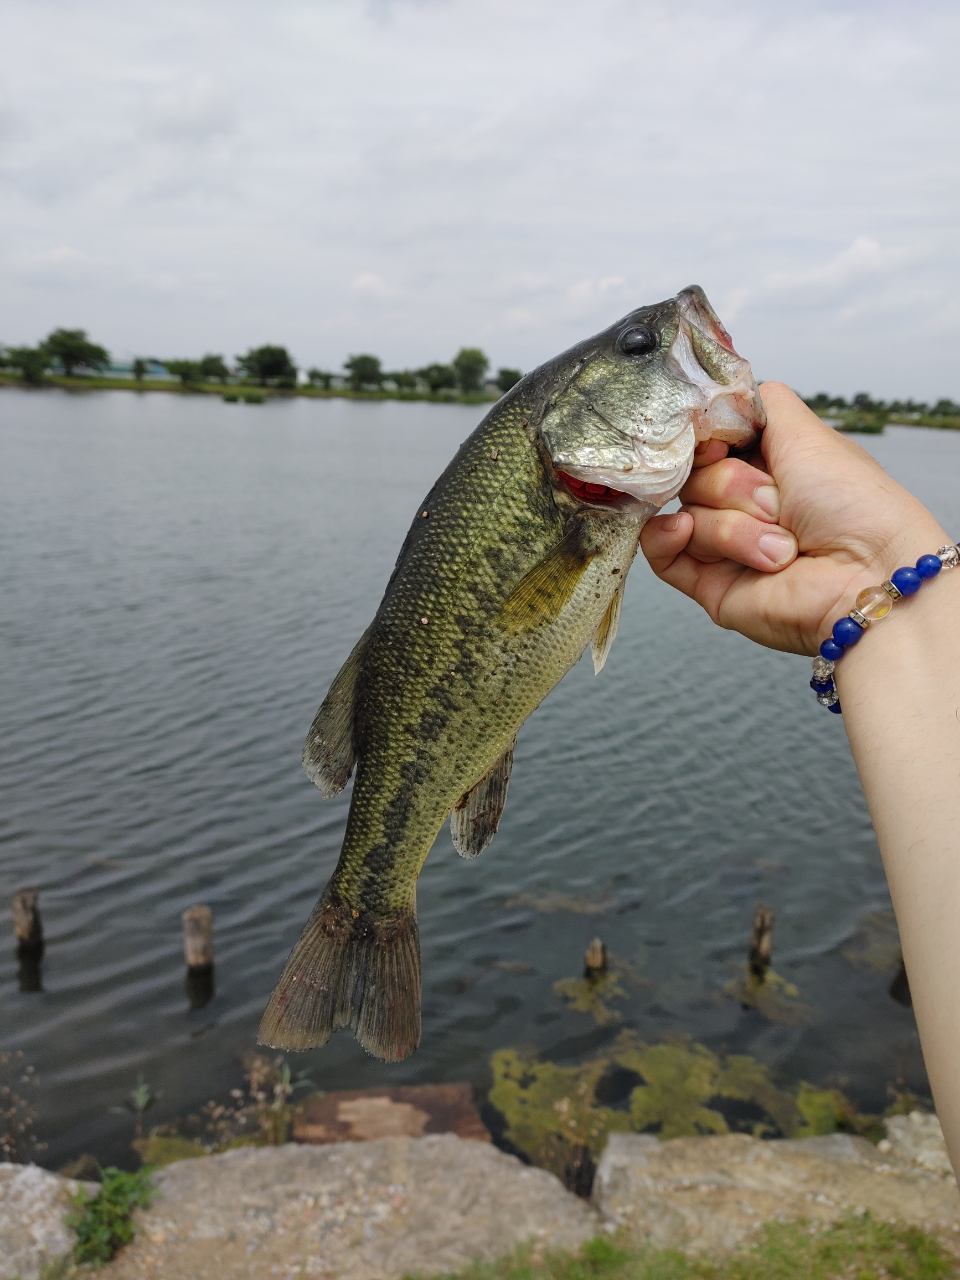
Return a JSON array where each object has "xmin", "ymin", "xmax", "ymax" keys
[
  {"xmin": 828, "ymin": 701, "xmax": 843, "ymax": 714},
  {"xmin": 820, "ymin": 638, "xmax": 845, "ymax": 661},
  {"xmin": 916, "ymin": 554, "xmax": 942, "ymax": 580},
  {"xmin": 891, "ymin": 566, "xmax": 922, "ymax": 596},
  {"xmin": 832, "ymin": 617, "xmax": 863, "ymax": 647},
  {"xmin": 810, "ymin": 678, "xmax": 834, "ymax": 693}
]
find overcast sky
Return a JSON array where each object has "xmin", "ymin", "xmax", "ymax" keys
[{"xmin": 2, "ymin": 0, "xmax": 958, "ymax": 397}]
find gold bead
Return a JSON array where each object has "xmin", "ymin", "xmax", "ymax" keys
[{"xmin": 856, "ymin": 584, "xmax": 893, "ymax": 620}]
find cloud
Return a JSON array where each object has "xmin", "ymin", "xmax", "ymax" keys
[
  {"xmin": 0, "ymin": 0, "xmax": 959, "ymax": 395},
  {"xmin": 143, "ymin": 77, "xmax": 235, "ymax": 144},
  {"xmin": 767, "ymin": 237, "xmax": 915, "ymax": 294},
  {"xmin": 350, "ymin": 272, "xmax": 395, "ymax": 299}
]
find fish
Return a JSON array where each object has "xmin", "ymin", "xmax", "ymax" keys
[{"xmin": 259, "ymin": 285, "xmax": 765, "ymax": 1061}]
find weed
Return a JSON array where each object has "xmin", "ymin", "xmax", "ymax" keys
[
  {"xmin": 410, "ymin": 1214, "xmax": 957, "ymax": 1279},
  {"xmin": 67, "ymin": 1165, "xmax": 156, "ymax": 1265}
]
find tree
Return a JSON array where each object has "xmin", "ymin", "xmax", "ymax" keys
[
  {"xmin": 237, "ymin": 345, "xmax": 297, "ymax": 387},
  {"xmin": 132, "ymin": 357, "xmax": 148, "ymax": 382},
  {"xmin": 496, "ymin": 367, "xmax": 522, "ymax": 394},
  {"xmin": 417, "ymin": 363, "xmax": 457, "ymax": 394},
  {"xmin": 343, "ymin": 354, "xmax": 384, "ymax": 390},
  {"xmin": 452, "ymin": 347, "xmax": 489, "ymax": 393},
  {"xmin": 387, "ymin": 370, "xmax": 418, "ymax": 391},
  {"xmin": 4, "ymin": 346, "xmax": 48, "ymax": 384},
  {"xmin": 165, "ymin": 359, "xmax": 203, "ymax": 386},
  {"xmin": 44, "ymin": 328, "xmax": 109, "ymax": 377},
  {"xmin": 199, "ymin": 354, "xmax": 230, "ymax": 382},
  {"xmin": 933, "ymin": 398, "xmax": 960, "ymax": 417},
  {"xmin": 307, "ymin": 368, "xmax": 334, "ymax": 389}
]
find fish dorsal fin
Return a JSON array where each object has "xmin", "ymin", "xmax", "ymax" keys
[
  {"xmin": 592, "ymin": 581, "xmax": 624, "ymax": 674},
  {"xmin": 302, "ymin": 630, "xmax": 369, "ymax": 798},
  {"xmin": 450, "ymin": 737, "xmax": 517, "ymax": 858},
  {"xmin": 498, "ymin": 523, "xmax": 597, "ymax": 637}
]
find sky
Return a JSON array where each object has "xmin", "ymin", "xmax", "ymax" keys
[{"xmin": 1, "ymin": 0, "xmax": 959, "ymax": 398}]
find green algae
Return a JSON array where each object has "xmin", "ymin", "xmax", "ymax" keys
[
  {"xmin": 488, "ymin": 1048, "xmax": 631, "ymax": 1177},
  {"xmin": 553, "ymin": 959, "xmax": 644, "ymax": 1026},
  {"xmin": 723, "ymin": 966, "xmax": 812, "ymax": 1026},
  {"xmin": 842, "ymin": 909, "xmax": 903, "ymax": 974},
  {"xmin": 488, "ymin": 1032, "xmax": 883, "ymax": 1174}
]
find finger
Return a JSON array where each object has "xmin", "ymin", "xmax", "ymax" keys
[
  {"xmin": 683, "ymin": 504, "xmax": 798, "ymax": 571},
  {"xmin": 640, "ymin": 510, "xmax": 694, "ymax": 573},
  {"xmin": 650, "ymin": 547, "xmax": 751, "ymax": 619},
  {"xmin": 679, "ymin": 457, "xmax": 780, "ymax": 522},
  {"xmin": 691, "ymin": 438, "xmax": 729, "ymax": 469}
]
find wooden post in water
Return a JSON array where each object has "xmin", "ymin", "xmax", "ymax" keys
[
  {"xmin": 182, "ymin": 905, "xmax": 214, "ymax": 1009},
  {"xmin": 12, "ymin": 888, "xmax": 43, "ymax": 952},
  {"xmin": 583, "ymin": 936, "xmax": 608, "ymax": 979},
  {"xmin": 748, "ymin": 902, "xmax": 775, "ymax": 980},
  {"xmin": 182, "ymin": 905, "xmax": 213, "ymax": 968}
]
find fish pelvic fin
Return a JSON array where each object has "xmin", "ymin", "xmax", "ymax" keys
[
  {"xmin": 497, "ymin": 522, "xmax": 597, "ymax": 637},
  {"xmin": 592, "ymin": 582, "xmax": 623, "ymax": 675},
  {"xmin": 302, "ymin": 630, "xmax": 369, "ymax": 798},
  {"xmin": 258, "ymin": 886, "xmax": 421, "ymax": 1062},
  {"xmin": 451, "ymin": 736, "xmax": 516, "ymax": 858}
]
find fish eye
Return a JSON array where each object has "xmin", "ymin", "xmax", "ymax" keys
[{"xmin": 619, "ymin": 325, "xmax": 658, "ymax": 356}]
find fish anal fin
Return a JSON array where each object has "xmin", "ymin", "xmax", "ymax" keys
[
  {"xmin": 302, "ymin": 630, "xmax": 369, "ymax": 799},
  {"xmin": 451, "ymin": 737, "xmax": 516, "ymax": 858},
  {"xmin": 258, "ymin": 885, "xmax": 421, "ymax": 1062},
  {"xmin": 498, "ymin": 524, "xmax": 597, "ymax": 637},
  {"xmin": 592, "ymin": 582, "xmax": 624, "ymax": 674}
]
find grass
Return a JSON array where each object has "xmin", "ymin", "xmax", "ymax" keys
[
  {"xmin": 415, "ymin": 1217, "xmax": 958, "ymax": 1280},
  {"xmin": 66, "ymin": 1164, "xmax": 156, "ymax": 1265}
]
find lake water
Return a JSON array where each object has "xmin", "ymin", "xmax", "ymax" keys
[{"xmin": 2, "ymin": 389, "xmax": 958, "ymax": 1169}]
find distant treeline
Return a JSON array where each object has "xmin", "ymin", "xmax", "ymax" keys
[
  {"xmin": 0, "ymin": 328, "xmax": 523, "ymax": 397},
  {"xmin": 804, "ymin": 391, "xmax": 960, "ymax": 418}
]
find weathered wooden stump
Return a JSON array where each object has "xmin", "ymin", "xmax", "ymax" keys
[
  {"xmin": 182, "ymin": 904, "xmax": 214, "ymax": 1008},
  {"xmin": 748, "ymin": 902, "xmax": 775, "ymax": 980},
  {"xmin": 583, "ymin": 936, "xmax": 608, "ymax": 979},
  {"xmin": 182, "ymin": 905, "xmax": 213, "ymax": 968},
  {"xmin": 12, "ymin": 887, "xmax": 43, "ymax": 951}
]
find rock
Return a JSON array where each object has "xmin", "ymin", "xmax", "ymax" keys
[
  {"xmin": 292, "ymin": 1083, "xmax": 490, "ymax": 1144},
  {"xmin": 883, "ymin": 1111, "xmax": 954, "ymax": 1177},
  {"xmin": 0, "ymin": 1161, "xmax": 98, "ymax": 1280},
  {"xmin": 101, "ymin": 1135, "xmax": 598, "ymax": 1279},
  {"xmin": 594, "ymin": 1131, "xmax": 960, "ymax": 1254}
]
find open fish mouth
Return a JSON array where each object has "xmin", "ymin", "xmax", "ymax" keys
[{"xmin": 546, "ymin": 285, "xmax": 765, "ymax": 513}]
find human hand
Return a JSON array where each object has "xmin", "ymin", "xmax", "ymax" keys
[{"xmin": 640, "ymin": 383, "xmax": 950, "ymax": 655}]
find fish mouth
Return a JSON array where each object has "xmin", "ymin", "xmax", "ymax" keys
[{"xmin": 553, "ymin": 286, "xmax": 765, "ymax": 514}]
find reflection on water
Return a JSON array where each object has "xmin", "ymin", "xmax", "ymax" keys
[{"xmin": 1, "ymin": 390, "xmax": 957, "ymax": 1167}]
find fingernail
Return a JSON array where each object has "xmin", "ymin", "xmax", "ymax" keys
[
  {"xmin": 754, "ymin": 484, "xmax": 781, "ymax": 519},
  {"xmin": 661, "ymin": 514, "xmax": 681, "ymax": 532},
  {"xmin": 758, "ymin": 531, "xmax": 796, "ymax": 565}
]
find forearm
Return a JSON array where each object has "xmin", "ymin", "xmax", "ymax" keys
[{"xmin": 836, "ymin": 522, "xmax": 960, "ymax": 1169}]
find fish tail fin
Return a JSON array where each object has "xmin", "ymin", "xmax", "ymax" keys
[{"xmin": 258, "ymin": 886, "xmax": 421, "ymax": 1062}]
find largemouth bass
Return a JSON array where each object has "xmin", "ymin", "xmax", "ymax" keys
[{"xmin": 260, "ymin": 286, "xmax": 764, "ymax": 1061}]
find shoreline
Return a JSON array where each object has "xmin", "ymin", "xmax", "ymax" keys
[
  {"xmin": 2, "ymin": 377, "xmax": 958, "ymax": 428},
  {"xmin": 0, "ymin": 373, "xmax": 499, "ymax": 406}
]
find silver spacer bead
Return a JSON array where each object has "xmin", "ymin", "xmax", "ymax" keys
[
  {"xmin": 811, "ymin": 656, "xmax": 835, "ymax": 681},
  {"xmin": 848, "ymin": 608, "xmax": 869, "ymax": 628},
  {"xmin": 881, "ymin": 580, "xmax": 902, "ymax": 601},
  {"xmin": 937, "ymin": 544, "xmax": 960, "ymax": 569},
  {"xmin": 817, "ymin": 688, "xmax": 840, "ymax": 707}
]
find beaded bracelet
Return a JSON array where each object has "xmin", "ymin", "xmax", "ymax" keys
[{"xmin": 811, "ymin": 542, "xmax": 960, "ymax": 714}]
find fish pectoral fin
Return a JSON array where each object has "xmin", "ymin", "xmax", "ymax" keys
[
  {"xmin": 592, "ymin": 582, "xmax": 624, "ymax": 675},
  {"xmin": 497, "ymin": 523, "xmax": 597, "ymax": 637},
  {"xmin": 302, "ymin": 629, "xmax": 369, "ymax": 798},
  {"xmin": 451, "ymin": 737, "xmax": 517, "ymax": 859}
]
